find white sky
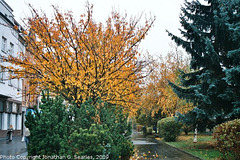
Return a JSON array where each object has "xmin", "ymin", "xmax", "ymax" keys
[{"xmin": 5, "ymin": 0, "xmax": 184, "ymax": 57}]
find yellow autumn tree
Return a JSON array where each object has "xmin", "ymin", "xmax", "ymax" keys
[
  {"xmin": 139, "ymin": 45, "xmax": 193, "ymax": 116},
  {"xmin": 2, "ymin": 4, "xmax": 155, "ymax": 110}
]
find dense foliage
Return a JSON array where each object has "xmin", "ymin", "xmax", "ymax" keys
[
  {"xmin": 139, "ymin": 48, "xmax": 193, "ymax": 117},
  {"xmin": 181, "ymin": 123, "xmax": 193, "ymax": 135},
  {"xmin": 135, "ymin": 108, "xmax": 165, "ymax": 127},
  {"xmin": 213, "ymin": 119, "xmax": 240, "ymax": 159},
  {"xmin": 146, "ymin": 127, "xmax": 153, "ymax": 135},
  {"xmin": 176, "ymin": 108, "xmax": 215, "ymax": 132},
  {"xmin": 25, "ymin": 93, "xmax": 133, "ymax": 159},
  {"xmin": 157, "ymin": 117, "xmax": 182, "ymax": 142},
  {"xmin": 168, "ymin": 0, "xmax": 240, "ymax": 126},
  {"xmin": 2, "ymin": 4, "xmax": 155, "ymax": 111}
]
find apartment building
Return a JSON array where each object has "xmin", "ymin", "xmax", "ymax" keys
[{"xmin": 0, "ymin": 0, "xmax": 26, "ymax": 137}]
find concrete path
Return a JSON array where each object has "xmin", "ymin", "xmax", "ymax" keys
[
  {"xmin": 131, "ymin": 130, "xmax": 200, "ymax": 160},
  {"xmin": 0, "ymin": 136, "xmax": 27, "ymax": 160}
]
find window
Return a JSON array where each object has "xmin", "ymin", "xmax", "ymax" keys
[
  {"xmin": 17, "ymin": 104, "xmax": 22, "ymax": 113},
  {"xmin": 1, "ymin": 36, "xmax": 7, "ymax": 52},
  {"xmin": 8, "ymin": 102, "xmax": 12, "ymax": 112},
  {"xmin": 6, "ymin": 102, "xmax": 12, "ymax": 113},
  {"xmin": 12, "ymin": 103, "xmax": 17, "ymax": 113},
  {"xmin": 0, "ymin": 101, "xmax": 3, "ymax": 112},
  {"xmin": 0, "ymin": 67, "xmax": 4, "ymax": 82},
  {"xmin": 0, "ymin": 113, "xmax": 2, "ymax": 130},
  {"xmin": 7, "ymin": 113, "xmax": 10, "ymax": 128},
  {"xmin": 15, "ymin": 114, "xmax": 18, "ymax": 130},
  {"xmin": 9, "ymin": 42, "xmax": 14, "ymax": 56}
]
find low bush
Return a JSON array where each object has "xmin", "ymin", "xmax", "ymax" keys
[
  {"xmin": 213, "ymin": 119, "xmax": 240, "ymax": 159},
  {"xmin": 157, "ymin": 117, "xmax": 182, "ymax": 142},
  {"xmin": 25, "ymin": 92, "xmax": 134, "ymax": 160},
  {"xmin": 157, "ymin": 120, "xmax": 163, "ymax": 137},
  {"xmin": 147, "ymin": 127, "xmax": 152, "ymax": 135}
]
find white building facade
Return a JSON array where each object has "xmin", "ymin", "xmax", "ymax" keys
[{"xmin": 0, "ymin": 0, "xmax": 26, "ymax": 137}]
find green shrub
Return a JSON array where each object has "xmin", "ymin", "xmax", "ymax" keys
[
  {"xmin": 213, "ymin": 119, "xmax": 240, "ymax": 159},
  {"xmin": 25, "ymin": 92, "xmax": 134, "ymax": 160},
  {"xmin": 147, "ymin": 127, "xmax": 152, "ymax": 135},
  {"xmin": 157, "ymin": 117, "xmax": 182, "ymax": 142},
  {"xmin": 25, "ymin": 95, "xmax": 70, "ymax": 156},
  {"xmin": 157, "ymin": 120, "xmax": 163, "ymax": 137}
]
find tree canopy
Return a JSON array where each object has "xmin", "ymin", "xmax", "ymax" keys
[
  {"xmin": 2, "ymin": 4, "xmax": 155, "ymax": 110},
  {"xmin": 167, "ymin": 0, "xmax": 240, "ymax": 125},
  {"xmin": 139, "ymin": 45, "xmax": 193, "ymax": 117}
]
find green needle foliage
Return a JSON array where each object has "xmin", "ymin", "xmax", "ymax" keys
[
  {"xmin": 167, "ymin": 0, "xmax": 240, "ymax": 127},
  {"xmin": 25, "ymin": 92, "xmax": 133, "ymax": 160}
]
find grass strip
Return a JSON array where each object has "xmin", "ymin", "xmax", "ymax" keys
[{"xmin": 166, "ymin": 133, "xmax": 223, "ymax": 160}]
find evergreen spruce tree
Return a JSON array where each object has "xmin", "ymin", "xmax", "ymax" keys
[
  {"xmin": 167, "ymin": 0, "xmax": 240, "ymax": 127},
  {"xmin": 221, "ymin": 0, "xmax": 240, "ymax": 118}
]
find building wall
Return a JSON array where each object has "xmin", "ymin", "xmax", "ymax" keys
[
  {"xmin": 0, "ymin": 0, "xmax": 26, "ymax": 137},
  {"xmin": 0, "ymin": 0, "xmax": 14, "ymax": 23}
]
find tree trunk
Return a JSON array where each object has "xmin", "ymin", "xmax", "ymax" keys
[{"xmin": 193, "ymin": 124, "xmax": 198, "ymax": 143}]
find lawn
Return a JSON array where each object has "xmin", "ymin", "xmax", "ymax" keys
[{"xmin": 166, "ymin": 132, "xmax": 223, "ymax": 160}]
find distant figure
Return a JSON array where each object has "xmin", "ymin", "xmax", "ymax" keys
[
  {"xmin": 24, "ymin": 127, "xmax": 30, "ymax": 147},
  {"xmin": 6, "ymin": 125, "xmax": 14, "ymax": 141},
  {"xmin": 142, "ymin": 126, "xmax": 146, "ymax": 135},
  {"xmin": 153, "ymin": 126, "xmax": 157, "ymax": 134}
]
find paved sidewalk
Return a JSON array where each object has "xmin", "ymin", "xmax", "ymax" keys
[
  {"xmin": 0, "ymin": 136, "xmax": 28, "ymax": 160},
  {"xmin": 131, "ymin": 131, "xmax": 201, "ymax": 160}
]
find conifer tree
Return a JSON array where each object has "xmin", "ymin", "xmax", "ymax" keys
[
  {"xmin": 25, "ymin": 92, "xmax": 133, "ymax": 159},
  {"xmin": 221, "ymin": 0, "xmax": 240, "ymax": 118},
  {"xmin": 167, "ymin": 0, "xmax": 240, "ymax": 126}
]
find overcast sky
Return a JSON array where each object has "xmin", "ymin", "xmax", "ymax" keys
[{"xmin": 5, "ymin": 0, "xmax": 185, "ymax": 57}]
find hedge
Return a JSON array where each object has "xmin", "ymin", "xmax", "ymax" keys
[{"xmin": 213, "ymin": 119, "xmax": 240, "ymax": 159}]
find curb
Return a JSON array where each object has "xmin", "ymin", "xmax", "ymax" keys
[
  {"xmin": 153, "ymin": 138, "xmax": 203, "ymax": 160},
  {"xmin": 164, "ymin": 142, "xmax": 203, "ymax": 160}
]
